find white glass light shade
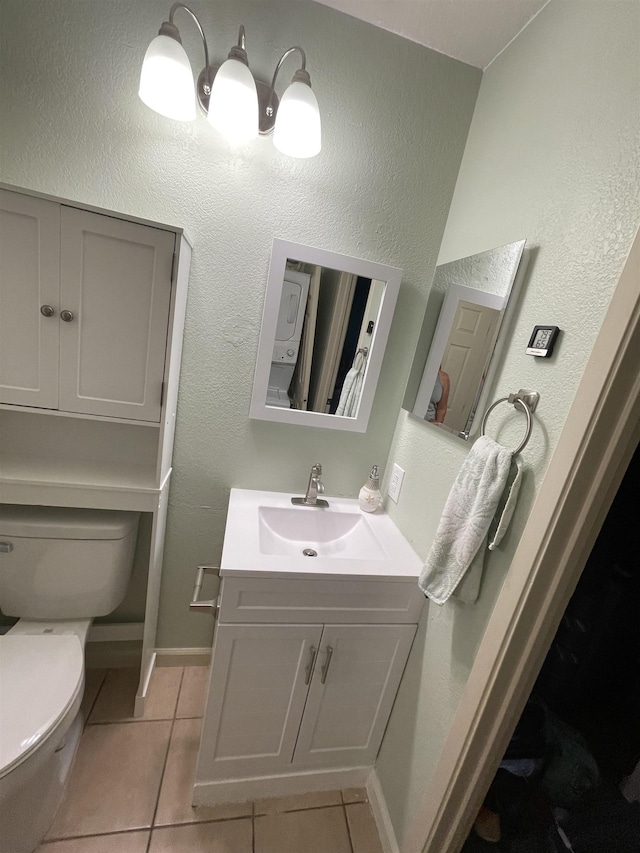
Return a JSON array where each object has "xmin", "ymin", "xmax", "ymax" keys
[
  {"xmin": 207, "ymin": 58, "xmax": 259, "ymax": 144},
  {"xmin": 273, "ymin": 81, "xmax": 321, "ymax": 158},
  {"xmin": 139, "ymin": 34, "xmax": 196, "ymax": 122}
]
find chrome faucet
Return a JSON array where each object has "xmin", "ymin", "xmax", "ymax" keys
[{"xmin": 292, "ymin": 463, "xmax": 329, "ymax": 507}]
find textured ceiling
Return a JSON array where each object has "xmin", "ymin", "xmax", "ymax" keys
[{"xmin": 313, "ymin": 0, "xmax": 550, "ymax": 69}]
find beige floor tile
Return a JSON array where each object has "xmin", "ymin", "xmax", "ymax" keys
[
  {"xmin": 47, "ymin": 720, "xmax": 172, "ymax": 838},
  {"xmin": 155, "ymin": 718, "xmax": 252, "ymax": 826},
  {"xmin": 255, "ymin": 806, "xmax": 351, "ymax": 853},
  {"xmin": 342, "ymin": 787, "xmax": 368, "ymax": 804},
  {"xmin": 81, "ymin": 669, "xmax": 107, "ymax": 720},
  {"xmin": 88, "ymin": 667, "xmax": 182, "ymax": 723},
  {"xmin": 346, "ymin": 802, "xmax": 384, "ymax": 853},
  {"xmin": 176, "ymin": 665, "xmax": 209, "ymax": 718},
  {"xmin": 149, "ymin": 819, "xmax": 253, "ymax": 852},
  {"xmin": 254, "ymin": 789, "xmax": 342, "ymax": 815},
  {"xmin": 37, "ymin": 830, "xmax": 149, "ymax": 852}
]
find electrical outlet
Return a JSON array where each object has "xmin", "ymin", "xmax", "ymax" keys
[{"xmin": 388, "ymin": 463, "xmax": 405, "ymax": 503}]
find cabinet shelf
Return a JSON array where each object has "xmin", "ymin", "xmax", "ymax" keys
[
  {"xmin": 0, "ymin": 456, "xmax": 168, "ymax": 511},
  {"xmin": 0, "ymin": 403, "xmax": 162, "ymax": 428}
]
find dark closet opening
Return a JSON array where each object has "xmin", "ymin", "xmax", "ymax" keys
[{"xmin": 464, "ymin": 442, "xmax": 640, "ymax": 852}]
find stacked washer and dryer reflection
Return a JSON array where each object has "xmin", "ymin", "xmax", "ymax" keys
[{"xmin": 266, "ymin": 269, "xmax": 310, "ymax": 409}]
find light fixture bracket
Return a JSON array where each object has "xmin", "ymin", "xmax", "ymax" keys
[
  {"xmin": 158, "ymin": 19, "xmax": 182, "ymax": 43},
  {"xmin": 197, "ymin": 67, "xmax": 280, "ymax": 135}
]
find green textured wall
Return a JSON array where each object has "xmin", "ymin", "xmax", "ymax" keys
[
  {"xmin": 376, "ymin": 1, "xmax": 640, "ymax": 846},
  {"xmin": 0, "ymin": 0, "xmax": 480, "ymax": 647}
]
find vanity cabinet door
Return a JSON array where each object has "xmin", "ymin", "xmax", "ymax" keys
[
  {"xmin": 0, "ymin": 191, "xmax": 60, "ymax": 408},
  {"xmin": 58, "ymin": 207, "xmax": 174, "ymax": 421},
  {"xmin": 293, "ymin": 623, "xmax": 416, "ymax": 769},
  {"xmin": 196, "ymin": 623, "xmax": 323, "ymax": 781}
]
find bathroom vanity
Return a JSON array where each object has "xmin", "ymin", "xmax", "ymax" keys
[{"xmin": 193, "ymin": 489, "xmax": 424, "ymax": 805}]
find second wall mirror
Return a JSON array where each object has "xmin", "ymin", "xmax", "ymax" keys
[
  {"xmin": 250, "ymin": 239, "xmax": 402, "ymax": 432},
  {"xmin": 408, "ymin": 240, "xmax": 528, "ymax": 439}
]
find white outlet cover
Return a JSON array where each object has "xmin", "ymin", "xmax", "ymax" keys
[{"xmin": 388, "ymin": 463, "xmax": 405, "ymax": 503}]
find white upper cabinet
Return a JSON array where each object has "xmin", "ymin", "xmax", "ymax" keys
[
  {"xmin": 0, "ymin": 190, "xmax": 61, "ymax": 409},
  {"xmin": 58, "ymin": 207, "xmax": 174, "ymax": 421},
  {"xmin": 0, "ymin": 190, "xmax": 176, "ymax": 422}
]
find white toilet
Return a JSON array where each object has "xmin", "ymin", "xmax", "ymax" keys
[{"xmin": 0, "ymin": 504, "xmax": 140, "ymax": 853}]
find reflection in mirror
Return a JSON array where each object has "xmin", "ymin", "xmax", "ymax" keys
[
  {"xmin": 409, "ymin": 240, "xmax": 527, "ymax": 439},
  {"xmin": 250, "ymin": 240, "xmax": 401, "ymax": 433}
]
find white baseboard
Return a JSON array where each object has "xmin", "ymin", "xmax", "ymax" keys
[
  {"xmin": 367, "ymin": 770, "xmax": 400, "ymax": 853},
  {"xmin": 193, "ymin": 766, "xmax": 370, "ymax": 807},
  {"xmin": 155, "ymin": 647, "xmax": 211, "ymax": 667}
]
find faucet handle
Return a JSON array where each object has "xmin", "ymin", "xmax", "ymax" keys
[{"xmin": 312, "ymin": 462, "xmax": 322, "ymax": 474}]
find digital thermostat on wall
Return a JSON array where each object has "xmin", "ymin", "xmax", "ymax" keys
[{"xmin": 526, "ymin": 325, "xmax": 560, "ymax": 358}]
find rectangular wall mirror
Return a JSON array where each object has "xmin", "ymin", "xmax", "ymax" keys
[
  {"xmin": 407, "ymin": 240, "xmax": 527, "ymax": 439},
  {"xmin": 250, "ymin": 239, "xmax": 401, "ymax": 432}
]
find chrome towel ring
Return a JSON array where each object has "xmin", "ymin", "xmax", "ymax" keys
[{"xmin": 481, "ymin": 389, "xmax": 540, "ymax": 456}]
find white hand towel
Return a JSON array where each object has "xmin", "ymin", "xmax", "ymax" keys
[
  {"xmin": 419, "ymin": 436, "xmax": 519, "ymax": 605},
  {"xmin": 336, "ymin": 351, "xmax": 365, "ymax": 417}
]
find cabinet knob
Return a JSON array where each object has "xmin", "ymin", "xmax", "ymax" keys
[
  {"xmin": 60, "ymin": 310, "xmax": 74, "ymax": 322},
  {"xmin": 40, "ymin": 305, "xmax": 55, "ymax": 317}
]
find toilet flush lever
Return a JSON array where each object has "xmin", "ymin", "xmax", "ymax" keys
[
  {"xmin": 189, "ymin": 565, "xmax": 220, "ymax": 615},
  {"xmin": 0, "ymin": 542, "xmax": 14, "ymax": 553}
]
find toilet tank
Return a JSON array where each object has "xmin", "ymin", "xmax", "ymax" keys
[{"xmin": 0, "ymin": 506, "xmax": 140, "ymax": 619}]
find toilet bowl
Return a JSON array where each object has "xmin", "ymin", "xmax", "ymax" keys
[{"xmin": 0, "ymin": 506, "xmax": 139, "ymax": 853}]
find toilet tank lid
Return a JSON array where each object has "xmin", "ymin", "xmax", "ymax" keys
[{"xmin": 0, "ymin": 506, "xmax": 140, "ymax": 540}]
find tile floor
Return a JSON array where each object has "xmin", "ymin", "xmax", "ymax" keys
[{"xmin": 37, "ymin": 665, "xmax": 384, "ymax": 853}]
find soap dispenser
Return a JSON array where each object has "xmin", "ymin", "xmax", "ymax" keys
[{"xmin": 359, "ymin": 465, "xmax": 381, "ymax": 513}]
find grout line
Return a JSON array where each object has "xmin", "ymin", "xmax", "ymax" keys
[
  {"xmin": 254, "ymin": 801, "xmax": 345, "ymax": 816},
  {"xmin": 343, "ymin": 801, "xmax": 356, "ymax": 853},
  {"xmin": 252, "ymin": 804, "xmax": 256, "ymax": 853},
  {"xmin": 146, "ymin": 667, "xmax": 185, "ymax": 853},
  {"xmin": 46, "ymin": 814, "xmax": 253, "ymax": 843},
  {"xmin": 86, "ymin": 717, "xmax": 176, "ymax": 726},
  {"xmin": 82, "ymin": 668, "xmax": 107, "ymax": 726},
  {"xmin": 44, "ymin": 827, "xmax": 151, "ymax": 843}
]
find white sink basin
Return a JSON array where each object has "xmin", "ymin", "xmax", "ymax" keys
[
  {"xmin": 258, "ymin": 505, "xmax": 386, "ymax": 560},
  {"xmin": 221, "ymin": 489, "xmax": 422, "ymax": 580}
]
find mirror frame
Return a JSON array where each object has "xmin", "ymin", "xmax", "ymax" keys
[
  {"xmin": 249, "ymin": 239, "xmax": 402, "ymax": 432},
  {"xmin": 410, "ymin": 240, "xmax": 527, "ymax": 439}
]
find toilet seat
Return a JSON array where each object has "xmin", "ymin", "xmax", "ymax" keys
[{"xmin": 0, "ymin": 634, "xmax": 84, "ymax": 778}]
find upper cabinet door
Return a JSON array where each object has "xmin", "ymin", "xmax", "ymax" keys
[
  {"xmin": 293, "ymin": 623, "xmax": 417, "ymax": 769},
  {"xmin": 59, "ymin": 208, "xmax": 174, "ymax": 421},
  {"xmin": 0, "ymin": 191, "xmax": 60, "ymax": 408}
]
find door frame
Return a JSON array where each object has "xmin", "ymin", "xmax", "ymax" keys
[{"xmin": 403, "ymin": 227, "xmax": 640, "ymax": 853}]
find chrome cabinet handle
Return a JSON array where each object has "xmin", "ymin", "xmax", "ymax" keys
[
  {"xmin": 40, "ymin": 305, "xmax": 55, "ymax": 317},
  {"xmin": 320, "ymin": 645, "xmax": 334, "ymax": 684},
  {"xmin": 189, "ymin": 565, "xmax": 220, "ymax": 614},
  {"xmin": 60, "ymin": 310, "xmax": 74, "ymax": 322},
  {"xmin": 0, "ymin": 542, "xmax": 14, "ymax": 553},
  {"xmin": 304, "ymin": 645, "xmax": 318, "ymax": 685}
]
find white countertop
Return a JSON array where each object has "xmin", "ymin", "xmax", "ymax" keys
[{"xmin": 220, "ymin": 488, "xmax": 423, "ymax": 582}]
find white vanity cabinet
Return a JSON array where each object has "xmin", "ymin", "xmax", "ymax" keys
[
  {"xmin": 0, "ymin": 184, "xmax": 192, "ymax": 715},
  {"xmin": 194, "ymin": 574, "xmax": 421, "ymax": 805},
  {"xmin": 0, "ymin": 189, "xmax": 174, "ymax": 421}
]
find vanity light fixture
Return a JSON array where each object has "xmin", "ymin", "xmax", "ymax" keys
[{"xmin": 139, "ymin": 3, "xmax": 321, "ymax": 157}]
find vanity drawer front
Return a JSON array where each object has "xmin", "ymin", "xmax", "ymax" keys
[{"xmin": 219, "ymin": 577, "xmax": 423, "ymax": 624}]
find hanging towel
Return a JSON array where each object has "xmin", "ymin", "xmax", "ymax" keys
[
  {"xmin": 336, "ymin": 351, "xmax": 366, "ymax": 417},
  {"xmin": 419, "ymin": 435, "xmax": 523, "ymax": 605}
]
